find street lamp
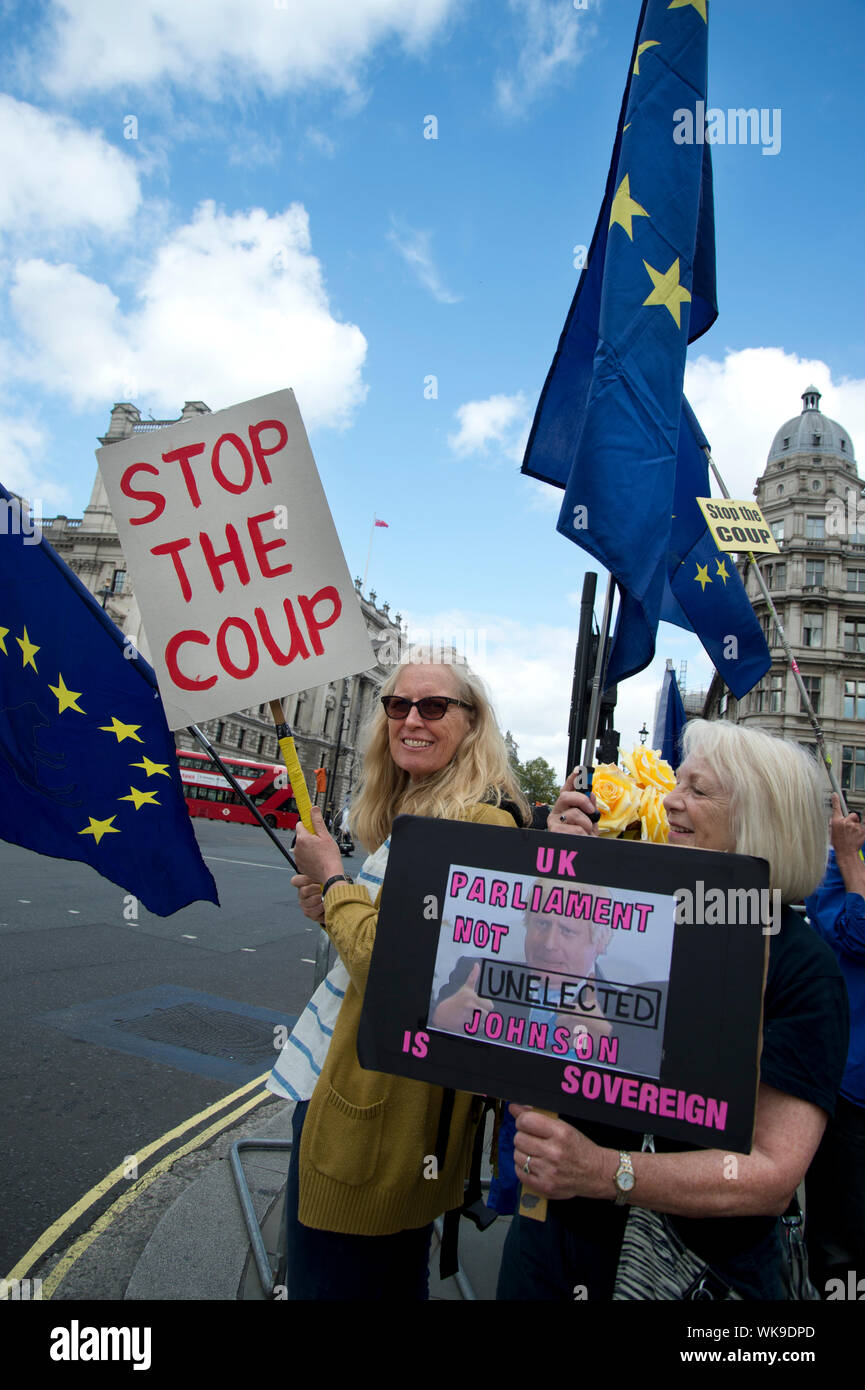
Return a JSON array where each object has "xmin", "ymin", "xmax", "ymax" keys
[{"xmin": 639, "ymin": 722, "xmax": 649, "ymax": 746}]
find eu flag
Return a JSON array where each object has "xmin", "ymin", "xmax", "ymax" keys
[
  {"xmin": 652, "ymin": 663, "xmax": 688, "ymax": 769},
  {"xmin": 660, "ymin": 400, "xmax": 770, "ymax": 698},
  {"xmin": 0, "ymin": 485, "xmax": 219, "ymax": 916},
  {"xmin": 522, "ymin": 0, "xmax": 722, "ymax": 687}
]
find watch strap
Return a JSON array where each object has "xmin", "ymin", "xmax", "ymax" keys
[{"xmin": 322, "ymin": 874, "xmax": 353, "ymax": 896}]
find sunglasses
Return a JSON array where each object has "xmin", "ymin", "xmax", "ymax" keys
[{"xmin": 380, "ymin": 695, "xmax": 474, "ymax": 721}]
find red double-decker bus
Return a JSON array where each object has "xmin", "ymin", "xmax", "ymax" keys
[{"xmin": 177, "ymin": 749, "xmax": 299, "ymax": 830}]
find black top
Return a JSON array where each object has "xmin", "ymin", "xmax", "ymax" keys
[{"xmin": 553, "ymin": 906, "xmax": 849, "ymax": 1286}]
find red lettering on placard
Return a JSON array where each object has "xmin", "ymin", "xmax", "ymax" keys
[
  {"xmin": 199, "ymin": 524, "xmax": 251, "ymax": 593},
  {"xmin": 162, "ymin": 442, "xmax": 206, "ymax": 508},
  {"xmin": 247, "ymin": 510, "xmax": 293, "ymax": 578},
  {"xmin": 151, "ymin": 537, "xmax": 194, "ymax": 602},
  {"xmin": 121, "ymin": 463, "xmax": 165, "ymax": 525},
  {"xmin": 211, "ymin": 433, "xmax": 254, "ymax": 495},
  {"xmin": 255, "ymin": 604, "xmax": 309, "ymax": 665},
  {"xmin": 298, "ymin": 585, "xmax": 341, "ymax": 655},
  {"xmin": 216, "ymin": 617, "xmax": 259, "ymax": 679},
  {"xmin": 165, "ymin": 630, "xmax": 216, "ymax": 689},
  {"xmin": 249, "ymin": 419, "xmax": 287, "ymax": 485}
]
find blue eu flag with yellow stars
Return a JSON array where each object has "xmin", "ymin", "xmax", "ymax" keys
[
  {"xmin": 522, "ymin": 0, "xmax": 766, "ymax": 696},
  {"xmin": 0, "ymin": 484, "xmax": 219, "ymax": 916}
]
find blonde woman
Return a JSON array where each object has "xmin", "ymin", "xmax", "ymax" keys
[{"xmin": 286, "ymin": 653, "xmax": 529, "ymax": 1299}]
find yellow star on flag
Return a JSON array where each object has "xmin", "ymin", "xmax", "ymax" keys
[
  {"xmin": 609, "ymin": 175, "xmax": 650, "ymax": 241},
  {"xmin": 78, "ymin": 816, "xmax": 121, "ymax": 844},
  {"xmin": 119, "ymin": 786, "xmax": 161, "ymax": 810},
  {"xmin": 130, "ymin": 757, "xmax": 171, "ymax": 778},
  {"xmin": 99, "ymin": 716, "xmax": 144, "ymax": 744},
  {"xmin": 695, "ymin": 563, "xmax": 712, "ymax": 591},
  {"xmin": 17, "ymin": 626, "xmax": 39, "ymax": 671},
  {"xmin": 0, "ymin": 625, "xmax": 8, "ymax": 655},
  {"xmin": 633, "ymin": 39, "xmax": 660, "ymax": 75},
  {"xmin": 715, "ymin": 559, "xmax": 730, "ymax": 585},
  {"xmin": 642, "ymin": 257, "xmax": 692, "ymax": 328},
  {"xmin": 48, "ymin": 673, "xmax": 85, "ymax": 714},
  {"xmin": 669, "ymin": 0, "xmax": 708, "ymax": 21}
]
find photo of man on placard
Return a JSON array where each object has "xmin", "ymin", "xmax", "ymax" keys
[{"xmin": 429, "ymin": 871, "xmax": 672, "ymax": 1078}]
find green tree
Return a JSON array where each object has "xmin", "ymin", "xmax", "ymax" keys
[{"xmin": 515, "ymin": 755, "xmax": 560, "ymax": 806}]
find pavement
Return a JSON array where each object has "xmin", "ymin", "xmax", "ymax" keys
[{"xmin": 33, "ymin": 1088, "xmax": 511, "ymax": 1303}]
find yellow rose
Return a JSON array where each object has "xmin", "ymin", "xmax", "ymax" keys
[
  {"xmin": 591, "ymin": 764, "xmax": 642, "ymax": 837},
  {"xmin": 638, "ymin": 784, "xmax": 669, "ymax": 844},
  {"xmin": 621, "ymin": 746, "xmax": 676, "ymax": 795}
]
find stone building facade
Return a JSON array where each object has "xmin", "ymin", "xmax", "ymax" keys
[
  {"xmin": 41, "ymin": 401, "xmax": 404, "ymax": 815},
  {"xmin": 704, "ymin": 386, "xmax": 864, "ymax": 811}
]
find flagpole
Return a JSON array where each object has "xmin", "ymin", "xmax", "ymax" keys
[
  {"xmin": 268, "ymin": 698, "xmax": 315, "ymax": 832},
  {"xmin": 188, "ymin": 723, "xmax": 298, "ymax": 869},
  {"xmin": 582, "ymin": 574, "xmax": 617, "ymax": 775},
  {"xmin": 362, "ymin": 517, "xmax": 375, "ymax": 591},
  {"xmin": 704, "ymin": 447, "xmax": 847, "ymax": 812}
]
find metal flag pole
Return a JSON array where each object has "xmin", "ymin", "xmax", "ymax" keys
[
  {"xmin": 187, "ymin": 722, "xmax": 298, "ymax": 870},
  {"xmin": 704, "ymin": 446, "xmax": 847, "ymax": 813},
  {"xmin": 582, "ymin": 573, "xmax": 617, "ymax": 775}
]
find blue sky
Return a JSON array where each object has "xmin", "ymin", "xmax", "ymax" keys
[{"xmin": 2, "ymin": 0, "xmax": 864, "ymax": 776}]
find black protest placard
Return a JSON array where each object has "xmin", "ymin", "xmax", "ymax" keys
[{"xmin": 357, "ymin": 816, "xmax": 772, "ymax": 1152}]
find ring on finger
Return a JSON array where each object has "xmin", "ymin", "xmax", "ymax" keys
[
  {"xmin": 523, "ymin": 1154, "xmax": 532, "ymax": 1175},
  {"xmin": 559, "ymin": 814, "xmax": 566, "ymax": 822}
]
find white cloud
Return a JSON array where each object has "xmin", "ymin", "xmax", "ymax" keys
[
  {"xmin": 448, "ymin": 392, "xmax": 531, "ymax": 461},
  {"xmin": 37, "ymin": 0, "xmax": 458, "ymax": 98},
  {"xmin": 685, "ymin": 347, "xmax": 865, "ymax": 499},
  {"xmin": 387, "ymin": 219, "xmax": 460, "ymax": 304},
  {"xmin": 305, "ymin": 127, "xmax": 337, "ymax": 158},
  {"xmin": 496, "ymin": 0, "xmax": 596, "ymax": 118},
  {"xmin": 7, "ymin": 201, "xmax": 368, "ymax": 428},
  {"xmin": 0, "ymin": 95, "xmax": 140, "ymax": 240},
  {"xmin": 0, "ymin": 414, "xmax": 70, "ymax": 509}
]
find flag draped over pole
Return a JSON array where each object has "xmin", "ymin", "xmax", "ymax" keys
[
  {"xmin": 522, "ymin": 0, "xmax": 768, "ymax": 696},
  {"xmin": 0, "ymin": 485, "xmax": 219, "ymax": 916},
  {"xmin": 653, "ymin": 662, "xmax": 688, "ymax": 768}
]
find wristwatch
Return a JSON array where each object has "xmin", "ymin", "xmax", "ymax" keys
[
  {"xmin": 613, "ymin": 1151, "xmax": 635, "ymax": 1204},
  {"xmin": 321, "ymin": 873, "xmax": 353, "ymax": 896}
]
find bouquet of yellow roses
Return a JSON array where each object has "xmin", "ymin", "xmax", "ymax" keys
[{"xmin": 590, "ymin": 747, "xmax": 675, "ymax": 844}]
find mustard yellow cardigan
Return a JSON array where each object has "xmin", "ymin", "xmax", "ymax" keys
[{"xmin": 297, "ymin": 803, "xmax": 517, "ymax": 1235}]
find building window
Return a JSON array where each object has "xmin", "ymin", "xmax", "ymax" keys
[
  {"xmin": 805, "ymin": 559, "xmax": 824, "ymax": 587},
  {"xmin": 782, "ymin": 438, "xmax": 789, "ymax": 450},
  {"xmin": 236, "ymin": 728, "xmax": 245, "ymax": 750},
  {"xmin": 847, "ymin": 571, "xmax": 865, "ymax": 593},
  {"xmin": 802, "ymin": 612, "xmax": 823, "ymax": 647},
  {"xmin": 813, "ymin": 435, "xmax": 821, "ymax": 446},
  {"xmin": 771, "ymin": 520, "xmax": 784, "ymax": 541},
  {"xmin": 842, "ymin": 746, "xmax": 865, "ymax": 793},
  {"xmin": 841, "ymin": 439, "xmax": 847, "ymax": 452},
  {"xmin": 761, "ymin": 613, "xmax": 780, "ymax": 646},
  {"xmin": 844, "ymin": 619, "xmax": 865, "ymax": 653},
  {"xmin": 844, "ymin": 681, "xmax": 865, "ymax": 719},
  {"xmin": 113, "ymin": 569, "xmax": 126, "ymax": 593},
  {"xmin": 769, "ymin": 674, "xmax": 783, "ymax": 712},
  {"xmin": 799, "ymin": 676, "xmax": 820, "ymax": 714},
  {"xmin": 811, "ymin": 480, "xmax": 822, "ymax": 492},
  {"xmin": 215, "ymin": 721, "xmax": 225, "ymax": 742},
  {"xmin": 777, "ymin": 484, "xmax": 784, "ymax": 495},
  {"xmin": 805, "ymin": 515, "xmax": 825, "ymax": 539},
  {"xmin": 766, "ymin": 563, "xmax": 786, "ymax": 590}
]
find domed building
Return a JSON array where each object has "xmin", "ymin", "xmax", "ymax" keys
[{"xmin": 704, "ymin": 386, "xmax": 864, "ymax": 811}]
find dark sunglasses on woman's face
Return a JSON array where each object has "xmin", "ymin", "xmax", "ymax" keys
[{"xmin": 380, "ymin": 695, "xmax": 474, "ymax": 721}]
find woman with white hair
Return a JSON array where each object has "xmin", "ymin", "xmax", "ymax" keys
[
  {"xmin": 286, "ymin": 651, "xmax": 529, "ymax": 1299},
  {"xmin": 497, "ymin": 719, "xmax": 849, "ymax": 1301}
]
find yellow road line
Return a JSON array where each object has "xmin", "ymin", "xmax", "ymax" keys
[
  {"xmin": 3, "ymin": 1069, "xmax": 272, "ymax": 1288},
  {"xmin": 39, "ymin": 1088, "xmax": 273, "ymax": 1300}
]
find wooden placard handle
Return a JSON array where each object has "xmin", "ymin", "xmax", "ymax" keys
[
  {"xmin": 518, "ymin": 1107, "xmax": 555, "ymax": 1222},
  {"xmin": 269, "ymin": 699, "xmax": 314, "ymax": 832}
]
